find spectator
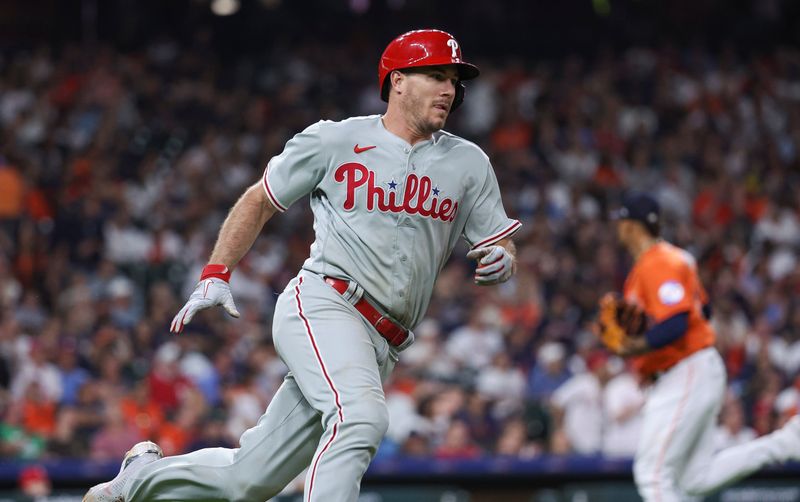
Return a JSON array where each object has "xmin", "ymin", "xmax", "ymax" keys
[
  {"xmin": 602, "ymin": 360, "xmax": 644, "ymax": 458},
  {"xmin": 714, "ymin": 393, "xmax": 757, "ymax": 451},
  {"xmin": 476, "ymin": 352, "xmax": 527, "ymax": 419},
  {"xmin": 147, "ymin": 342, "xmax": 194, "ymax": 414},
  {"xmin": 18, "ymin": 465, "xmax": 51, "ymax": 499},
  {"xmin": 434, "ymin": 420, "xmax": 483, "ymax": 460},
  {"xmin": 527, "ymin": 342, "xmax": 570, "ymax": 402},
  {"xmin": 119, "ymin": 381, "xmax": 164, "ymax": 440},
  {"xmin": 445, "ymin": 304, "xmax": 505, "ymax": 372},
  {"xmin": 10, "ymin": 340, "xmax": 62, "ymax": 404},
  {"xmin": 89, "ymin": 400, "xmax": 143, "ymax": 461},
  {"xmin": 550, "ymin": 350, "xmax": 611, "ymax": 455},
  {"xmin": 496, "ymin": 418, "xmax": 540, "ymax": 458},
  {"xmin": 55, "ymin": 340, "xmax": 90, "ymax": 406}
]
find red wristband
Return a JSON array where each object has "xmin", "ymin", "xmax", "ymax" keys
[{"xmin": 200, "ymin": 264, "xmax": 231, "ymax": 282}]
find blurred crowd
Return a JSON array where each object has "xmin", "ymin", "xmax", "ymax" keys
[{"xmin": 1, "ymin": 36, "xmax": 800, "ymax": 466}]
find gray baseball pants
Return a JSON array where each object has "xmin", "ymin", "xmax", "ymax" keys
[{"xmin": 126, "ymin": 270, "xmax": 397, "ymax": 501}]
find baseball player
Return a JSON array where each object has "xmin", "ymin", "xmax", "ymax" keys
[
  {"xmin": 84, "ymin": 29, "xmax": 520, "ymax": 502},
  {"xmin": 604, "ymin": 193, "xmax": 800, "ymax": 501}
]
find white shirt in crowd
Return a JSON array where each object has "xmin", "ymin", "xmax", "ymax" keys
[
  {"xmin": 602, "ymin": 372, "xmax": 644, "ymax": 458},
  {"xmin": 552, "ymin": 373, "xmax": 603, "ymax": 455}
]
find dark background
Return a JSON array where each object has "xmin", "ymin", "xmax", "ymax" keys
[{"xmin": 3, "ymin": 0, "xmax": 800, "ymax": 58}]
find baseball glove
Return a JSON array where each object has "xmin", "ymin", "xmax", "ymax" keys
[{"xmin": 596, "ymin": 293, "xmax": 649, "ymax": 353}]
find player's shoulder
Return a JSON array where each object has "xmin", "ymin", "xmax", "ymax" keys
[
  {"xmin": 642, "ymin": 241, "xmax": 696, "ymax": 271},
  {"xmin": 659, "ymin": 242, "xmax": 697, "ymax": 267},
  {"xmin": 433, "ymin": 130, "xmax": 491, "ymax": 164},
  {"xmin": 311, "ymin": 114, "xmax": 381, "ymax": 136}
]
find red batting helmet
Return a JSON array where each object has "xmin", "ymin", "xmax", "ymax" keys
[{"xmin": 379, "ymin": 29, "xmax": 480, "ymax": 111}]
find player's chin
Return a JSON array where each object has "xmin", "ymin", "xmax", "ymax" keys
[{"xmin": 429, "ymin": 110, "xmax": 449, "ymax": 129}]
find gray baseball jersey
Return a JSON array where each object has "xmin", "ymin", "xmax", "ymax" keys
[{"xmin": 262, "ymin": 114, "xmax": 521, "ymax": 329}]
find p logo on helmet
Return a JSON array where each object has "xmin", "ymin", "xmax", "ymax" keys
[
  {"xmin": 378, "ymin": 29, "xmax": 480, "ymax": 111},
  {"xmin": 446, "ymin": 39, "xmax": 459, "ymax": 60}
]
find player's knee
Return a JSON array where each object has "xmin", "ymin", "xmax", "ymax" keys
[
  {"xmin": 342, "ymin": 399, "xmax": 389, "ymax": 447},
  {"xmin": 227, "ymin": 475, "xmax": 282, "ymax": 502}
]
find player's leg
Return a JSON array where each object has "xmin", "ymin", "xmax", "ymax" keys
[
  {"xmin": 679, "ymin": 373, "xmax": 800, "ymax": 493},
  {"xmin": 125, "ymin": 373, "xmax": 322, "ymax": 501},
  {"xmin": 274, "ymin": 271, "xmax": 395, "ymax": 502},
  {"xmin": 633, "ymin": 348, "xmax": 725, "ymax": 502}
]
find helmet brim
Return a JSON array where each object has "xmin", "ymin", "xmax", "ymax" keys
[
  {"xmin": 380, "ymin": 62, "xmax": 480, "ymax": 102},
  {"xmin": 455, "ymin": 62, "xmax": 480, "ymax": 81}
]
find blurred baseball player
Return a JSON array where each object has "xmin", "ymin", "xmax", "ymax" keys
[
  {"xmin": 600, "ymin": 193, "xmax": 800, "ymax": 501},
  {"xmin": 84, "ymin": 29, "xmax": 520, "ymax": 502}
]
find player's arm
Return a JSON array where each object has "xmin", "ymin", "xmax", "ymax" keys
[
  {"xmin": 466, "ymin": 237, "xmax": 517, "ymax": 286},
  {"xmin": 618, "ymin": 311, "xmax": 690, "ymax": 356},
  {"xmin": 208, "ymin": 182, "xmax": 278, "ymax": 268},
  {"xmin": 170, "ymin": 121, "xmax": 325, "ymax": 334},
  {"xmin": 170, "ymin": 183, "xmax": 278, "ymax": 333}
]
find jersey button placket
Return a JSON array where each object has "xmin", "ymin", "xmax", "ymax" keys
[{"xmin": 392, "ymin": 145, "xmax": 415, "ymax": 309}]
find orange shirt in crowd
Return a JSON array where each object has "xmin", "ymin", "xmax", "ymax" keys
[
  {"xmin": 0, "ymin": 165, "xmax": 24, "ymax": 218},
  {"xmin": 156, "ymin": 421, "xmax": 193, "ymax": 457},
  {"xmin": 624, "ymin": 241, "xmax": 715, "ymax": 377},
  {"xmin": 120, "ymin": 397, "xmax": 165, "ymax": 439},
  {"xmin": 22, "ymin": 400, "xmax": 56, "ymax": 438}
]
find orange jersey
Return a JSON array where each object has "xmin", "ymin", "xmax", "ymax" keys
[{"xmin": 624, "ymin": 242, "xmax": 715, "ymax": 377}]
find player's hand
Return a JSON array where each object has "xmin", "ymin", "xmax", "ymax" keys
[
  {"xmin": 466, "ymin": 245, "xmax": 513, "ymax": 285},
  {"xmin": 170, "ymin": 278, "xmax": 240, "ymax": 334},
  {"xmin": 594, "ymin": 293, "xmax": 650, "ymax": 356}
]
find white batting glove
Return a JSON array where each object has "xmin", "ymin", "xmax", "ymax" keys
[
  {"xmin": 170, "ymin": 278, "xmax": 240, "ymax": 334},
  {"xmin": 466, "ymin": 245, "xmax": 514, "ymax": 286}
]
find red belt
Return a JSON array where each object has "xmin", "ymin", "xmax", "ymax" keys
[{"xmin": 324, "ymin": 277, "xmax": 409, "ymax": 347}]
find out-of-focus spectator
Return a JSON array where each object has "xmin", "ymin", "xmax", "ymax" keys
[
  {"xmin": 246, "ymin": 342, "xmax": 287, "ymax": 405},
  {"xmin": 18, "ymin": 465, "xmax": 51, "ymax": 499},
  {"xmin": 434, "ymin": 420, "xmax": 483, "ymax": 460},
  {"xmin": 527, "ymin": 342, "xmax": 570, "ymax": 402},
  {"xmin": 147, "ymin": 342, "xmax": 194, "ymax": 413},
  {"xmin": 156, "ymin": 387, "xmax": 206, "ymax": 457},
  {"xmin": 7, "ymin": 381, "xmax": 57, "ymax": 439},
  {"xmin": 11, "ymin": 339, "xmax": 62, "ymax": 403},
  {"xmin": 56, "ymin": 340, "xmax": 90, "ymax": 406},
  {"xmin": 223, "ymin": 377, "xmax": 265, "ymax": 441},
  {"xmin": 476, "ymin": 352, "xmax": 526, "ymax": 419},
  {"xmin": 108, "ymin": 277, "xmax": 141, "ymax": 330},
  {"xmin": 400, "ymin": 431, "xmax": 432, "ymax": 457},
  {"xmin": 0, "ymin": 161, "xmax": 24, "ymax": 223},
  {"xmin": 119, "ymin": 380, "xmax": 164, "ymax": 441},
  {"xmin": 401, "ymin": 319, "xmax": 457, "ymax": 380},
  {"xmin": 495, "ymin": 418, "xmax": 540, "ymax": 458},
  {"xmin": 550, "ymin": 350, "xmax": 612, "ymax": 455},
  {"xmin": 14, "ymin": 292, "xmax": 47, "ymax": 333},
  {"xmin": 602, "ymin": 359, "xmax": 644, "ymax": 458},
  {"xmin": 714, "ymin": 393, "xmax": 757, "ymax": 451},
  {"xmin": 89, "ymin": 400, "xmax": 143, "ymax": 461},
  {"xmin": 445, "ymin": 304, "xmax": 505, "ymax": 372},
  {"xmin": 180, "ymin": 341, "xmax": 221, "ymax": 407}
]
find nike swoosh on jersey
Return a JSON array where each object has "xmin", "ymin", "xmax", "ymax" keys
[{"xmin": 354, "ymin": 144, "xmax": 377, "ymax": 154}]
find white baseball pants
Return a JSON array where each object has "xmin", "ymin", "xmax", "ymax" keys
[{"xmin": 634, "ymin": 347, "xmax": 795, "ymax": 501}]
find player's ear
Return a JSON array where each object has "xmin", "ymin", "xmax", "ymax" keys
[{"xmin": 390, "ymin": 70, "xmax": 406, "ymax": 97}]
